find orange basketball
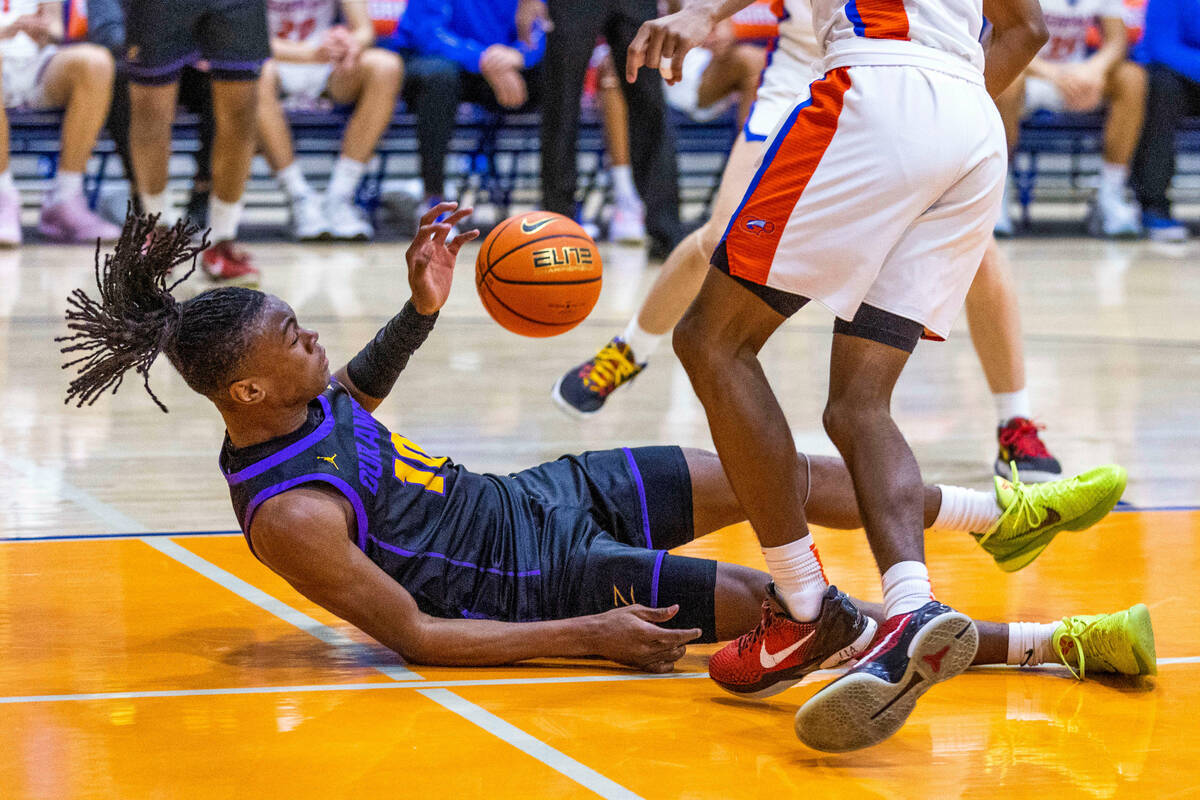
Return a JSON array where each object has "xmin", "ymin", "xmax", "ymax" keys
[{"xmin": 474, "ymin": 212, "xmax": 602, "ymax": 337}]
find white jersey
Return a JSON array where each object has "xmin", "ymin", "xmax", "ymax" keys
[
  {"xmin": 1037, "ymin": 0, "xmax": 1123, "ymax": 63},
  {"xmin": 0, "ymin": 0, "xmax": 43, "ymax": 63},
  {"xmin": 777, "ymin": 0, "xmax": 823, "ymax": 64},
  {"xmin": 268, "ymin": 0, "xmax": 338, "ymax": 44},
  {"xmin": 812, "ymin": 0, "xmax": 986, "ymax": 81}
]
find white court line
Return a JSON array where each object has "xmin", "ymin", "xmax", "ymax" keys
[
  {"xmin": 0, "ymin": 672, "xmax": 708, "ymax": 705},
  {"xmin": 142, "ymin": 537, "xmax": 422, "ymax": 681},
  {"xmin": 419, "ymin": 689, "xmax": 643, "ymax": 800},
  {"xmin": 2, "ymin": 447, "xmax": 642, "ymax": 798}
]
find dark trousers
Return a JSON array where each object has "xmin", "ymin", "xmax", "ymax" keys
[
  {"xmin": 541, "ymin": 0, "xmax": 682, "ymax": 247},
  {"xmin": 1131, "ymin": 64, "xmax": 1200, "ymax": 216},
  {"xmin": 401, "ymin": 53, "xmax": 542, "ymax": 199}
]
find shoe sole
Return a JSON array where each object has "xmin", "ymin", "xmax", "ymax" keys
[
  {"xmin": 994, "ymin": 459, "xmax": 1062, "ymax": 483},
  {"xmin": 549, "ymin": 375, "xmax": 601, "ymax": 421},
  {"xmin": 793, "ymin": 613, "xmax": 978, "ymax": 752},
  {"xmin": 712, "ymin": 617, "xmax": 878, "ymax": 700},
  {"xmin": 996, "ymin": 466, "xmax": 1128, "ymax": 573}
]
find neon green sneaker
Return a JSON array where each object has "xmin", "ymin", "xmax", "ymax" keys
[
  {"xmin": 972, "ymin": 464, "xmax": 1127, "ymax": 572},
  {"xmin": 1052, "ymin": 604, "xmax": 1157, "ymax": 679}
]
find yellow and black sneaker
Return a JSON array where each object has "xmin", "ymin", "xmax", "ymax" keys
[{"xmin": 551, "ymin": 337, "xmax": 645, "ymax": 419}]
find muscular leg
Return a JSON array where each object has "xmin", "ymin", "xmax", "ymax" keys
[
  {"xmin": 129, "ymin": 82, "xmax": 179, "ymax": 198},
  {"xmin": 209, "ymin": 79, "xmax": 259, "ymax": 205},
  {"xmin": 1102, "ymin": 61, "xmax": 1147, "ymax": 168},
  {"xmin": 824, "ymin": 331, "xmax": 925, "ymax": 570},
  {"xmin": 39, "ymin": 44, "xmax": 115, "ymax": 173},
  {"xmin": 674, "ymin": 269, "xmax": 807, "ymax": 550},
  {"xmin": 255, "ymin": 60, "xmax": 295, "ymax": 173},
  {"xmin": 681, "ymin": 447, "xmax": 943, "ymax": 536},
  {"xmin": 636, "ymin": 134, "xmax": 763, "ymax": 335},
  {"xmin": 966, "ymin": 238, "xmax": 1025, "ymax": 396},
  {"xmin": 327, "ymin": 48, "xmax": 403, "ymax": 164}
]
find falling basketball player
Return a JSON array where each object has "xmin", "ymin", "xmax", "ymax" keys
[
  {"xmin": 59, "ymin": 212, "xmax": 1151, "ymax": 701},
  {"xmin": 626, "ymin": 0, "xmax": 1053, "ymax": 751}
]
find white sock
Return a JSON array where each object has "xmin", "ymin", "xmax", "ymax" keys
[
  {"xmin": 49, "ymin": 170, "xmax": 84, "ymax": 205},
  {"xmin": 1099, "ymin": 161, "xmax": 1129, "ymax": 200},
  {"xmin": 620, "ymin": 317, "xmax": 664, "ymax": 363},
  {"xmin": 610, "ymin": 164, "xmax": 638, "ymax": 206},
  {"xmin": 1007, "ymin": 621, "xmax": 1059, "ymax": 666},
  {"xmin": 277, "ymin": 162, "xmax": 312, "ymax": 200},
  {"xmin": 208, "ymin": 196, "xmax": 242, "ymax": 242},
  {"xmin": 762, "ymin": 535, "xmax": 828, "ymax": 621},
  {"xmin": 994, "ymin": 388, "xmax": 1032, "ymax": 426},
  {"xmin": 327, "ymin": 156, "xmax": 366, "ymax": 203},
  {"xmin": 140, "ymin": 190, "xmax": 167, "ymax": 218},
  {"xmin": 932, "ymin": 485, "xmax": 1002, "ymax": 533},
  {"xmin": 0, "ymin": 169, "xmax": 14, "ymax": 195},
  {"xmin": 881, "ymin": 561, "xmax": 933, "ymax": 618}
]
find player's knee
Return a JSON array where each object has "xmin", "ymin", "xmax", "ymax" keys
[
  {"xmin": 822, "ymin": 396, "xmax": 865, "ymax": 450},
  {"xmin": 67, "ymin": 44, "xmax": 114, "ymax": 88},
  {"xmin": 672, "ymin": 310, "xmax": 717, "ymax": 375},
  {"xmin": 363, "ymin": 49, "xmax": 403, "ymax": 91}
]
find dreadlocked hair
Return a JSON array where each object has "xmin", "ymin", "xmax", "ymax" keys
[{"xmin": 58, "ymin": 211, "xmax": 266, "ymax": 411}]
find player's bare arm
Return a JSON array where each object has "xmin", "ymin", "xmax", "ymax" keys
[
  {"xmin": 250, "ymin": 488, "xmax": 701, "ymax": 671},
  {"xmin": 334, "ymin": 202, "xmax": 478, "ymax": 412},
  {"xmin": 625, "ymin": 0, "xmax": 758, "ymax": 83},
  {"xmin": 981, "ymin": 0, "xmax": 1049, "ymax": 97}
]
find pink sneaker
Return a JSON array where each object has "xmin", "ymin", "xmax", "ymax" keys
[
  {"xmin": 0, "ymin": 186, "xmax": 21, "ymax": 246},
  {"xmin": 38, "ymin": 194, "xmax": 121, "ymax": 243}
]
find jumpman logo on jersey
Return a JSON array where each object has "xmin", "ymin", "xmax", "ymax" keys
[{"xmin": 317, "ymin": 454, "xmax": 339, "ymax": 470}]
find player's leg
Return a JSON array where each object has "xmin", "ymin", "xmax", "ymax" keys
[
  {"xmin": 202, "ymin": 77, "xmax": 260, "ymax": 282},
  {"xmin": 551, "ymin": 132, "xmax": 764, "ymax": 417},
  {"xmin": 325, "ymin": 48, "xmax": 403, "ymax": 241},
  {"xmin": 256, "ymin": 59, "xmax": 324, "ymax": 241},
  {"xmin": 1131, "ymin": 65, "xmax": 1194, "ymax": 241},
  {"xmin": 1090, "ymin": 60, "xmax": 1146, "ymax": 238},
  {"xmin": 696, "ymin": 43, "xmax": 765, "ymax": 129},
  {"xmin": 129, "ymin": 81, "xmax": 180, "ymax": 219},
  {"xmin": 596, "ymin": 50, "xmax": 646, "ymax": 244},
  {"xmin": 992, "ymin": 71, "xmax": 1025, "ymax": 236},
  {"xmin": 966, "ymin": 239, "xmax": 1062, "ymax": 481}
]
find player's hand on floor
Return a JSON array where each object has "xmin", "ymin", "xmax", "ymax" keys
[
  {"xmin": 406, "ymin": 202, "xmax": 479, "ymax": 315},
  {"xmin": 592, "ymin": 604, "xmax": 702, "ymax": 673},
  {"xmin": 626, "ymin": 6, "xmax": 716, "ymax": 84}
]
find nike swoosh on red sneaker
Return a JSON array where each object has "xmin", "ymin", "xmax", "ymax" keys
[{"xmin": 760, "ymin": 630, "xmax": 815, "ymax": 669}]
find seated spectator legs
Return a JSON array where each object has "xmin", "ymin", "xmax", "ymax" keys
[
  {"xmin": 36, "ymin": 43, "xmax": 121, "ymax": 242},
  {"xmin": 0, "ymin": 67, "xmax": 16, "ymax": 246},
  {"xmin": 256, "ymin": 58, "xmax": 326, "ymax": 239},
  {"xmin": 597, "ymin": 52, "xmax": 645, "ymax": 244},
  {"xmin": 992, "ymin": 73, "xmax": 1025, "ymax": 236},
  {"xmin": 1132, "ymin": 64, "xmax": 1200, "ymax": 241},
  {"xmin": 1093, "ymin": 60, "xmax": 1146, "ymax": 237},
  {"xmin": 323, "ymin": 48, "xmax": 403, "ymax": 239},
  {"xmin": 402, "ymin": 55, "xmax": 464, "ymax": 214}
]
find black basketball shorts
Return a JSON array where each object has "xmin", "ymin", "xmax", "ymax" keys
[{"xmin": 125, "ymin": 0, "xmax": 270, "ymax": 85}]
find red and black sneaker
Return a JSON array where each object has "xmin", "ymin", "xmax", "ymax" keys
[
  {"xmin": 996, "ymin": 417, "xmax": 1062, "ymax": 483},
  {"xmin": 793, "ymin": 600, "xmax": 978, "ymax": 752},
  {"xmin": 201, "ymin": 240, "xmax": 260, "ymax": 288},
  {"xmin": 708, "ymin": 584, "xmax": 877, "ymax": 699}
]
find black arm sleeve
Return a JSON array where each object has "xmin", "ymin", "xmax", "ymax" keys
[{"xmin": 345, "ymin": 301, "xmax": 439, "ymax": 399}]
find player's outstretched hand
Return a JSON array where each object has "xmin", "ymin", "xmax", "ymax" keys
[
  {"xmin": 406, "ymin": 202, "xmax": 479, "ymax": 316},
  {"xmin": 591, "ymin": 604, "xmax": 702, "ymax": 673},
  {"xmin": 626, "ymin": 6, "xmax": 716, "ymax": 84}
]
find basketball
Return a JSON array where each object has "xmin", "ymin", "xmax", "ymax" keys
[{"xmin": 474, "ymin": 211, "xmax": 602, "ymax": 337}]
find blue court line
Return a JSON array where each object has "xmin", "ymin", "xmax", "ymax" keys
[
  {"xmin": 0, "ymin": 529, "xmax": 240, "ymax": 543},
  {"xmin": 1113, "ymin": 504, "xmax": 1200, "ymax": 513}
]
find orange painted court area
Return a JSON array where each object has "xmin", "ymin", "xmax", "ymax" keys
[{"xmin": 3, "ymin": 511, "xmax": 1197, "ymax": 798}]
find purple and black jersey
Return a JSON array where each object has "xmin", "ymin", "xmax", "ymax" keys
[{"xmin": 221, "ymin": 381, "xmax": 720, "ymax": 638}]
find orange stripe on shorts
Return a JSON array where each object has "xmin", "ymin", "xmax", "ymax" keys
[{"xmin": 725, "ymin": 68, "xmax": 853, "ymax": 286}]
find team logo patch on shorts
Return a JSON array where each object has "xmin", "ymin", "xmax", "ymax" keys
[{"xmin": 744, "ymin": 219, "xmax": 775, "ymax": 235}]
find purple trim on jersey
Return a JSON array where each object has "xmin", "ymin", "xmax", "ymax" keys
[
  {"xmin": 846, "ymin": 0, "xmax": 868, "ymax": 36},
  {"xmin": 223, "ymin": 394, "xmax": 336, "ymax": 485},
  {"xmin": 242, "ymin": 472, "xmax": 369, "ymax": 557},
  {"xmin": 126, "ymin": 50, "xmax": 202, "ymax": 77},
  {"xmin": 621, "ymin": 447, "xmax": 653, "ymax": 549},
  {"xmin": 649, "ymin": 550, "xmax": 666, "ymax": 607},
  {"xmin": 722, "ymin": 93, "xmax": 813, "ymax": 242},
  {"xmin": 206, "ymin": 58, "xmax": 266, "ymax": 70},
  {"xmin": 365, "ymin": 534, "xmax": 542, "ymax": 578}
]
